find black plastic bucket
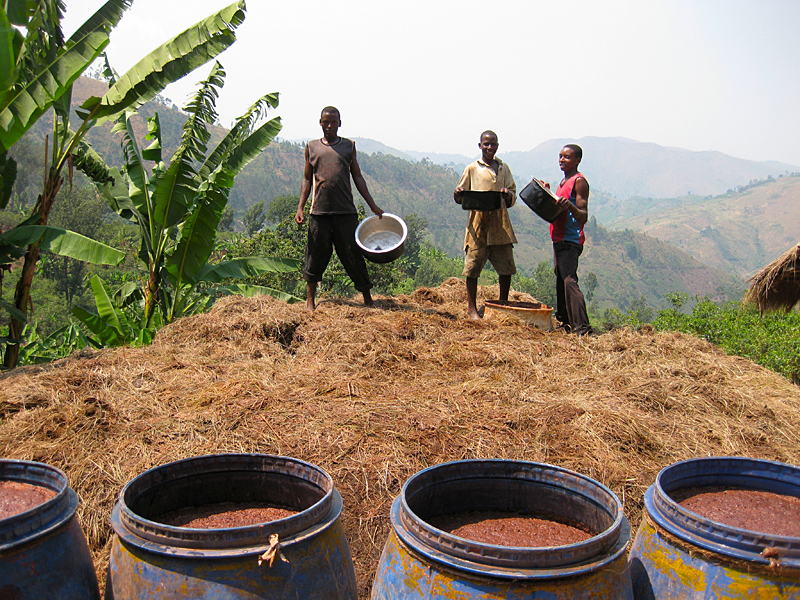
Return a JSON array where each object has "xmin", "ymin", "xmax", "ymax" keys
[
  {"xmin": 629, "ymin": 456, "xmax": 800, "ymax": 599},
  {"xmin": 106, "ymin": 454, "xmax": 357, "ymax": 599},
  {"xmin": 371, "ymin": 459, "xmax": 632, "ymax": 599},
  {"xmin": 0, "ymin": 459, "xmax": 100, "ymax": 599}
]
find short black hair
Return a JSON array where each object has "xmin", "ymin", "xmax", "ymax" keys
[
  {"xmin": 564, "ymin": 143, "xmax": 583, "ymax": 160},
  {"xmin": 321, "ymin": 106, "xmax": 340, "ymax": 119},
  {"xmin": 480, "ymin": 130, "xmax": 498, "ymax": 141}
]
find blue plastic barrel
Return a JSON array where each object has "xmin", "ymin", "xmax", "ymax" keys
[
  {"xmin": 105, "ymin": 454, "xmax": 357, "ymax": 599},
  {"xmin": 0, "ymin": 459, "xmax": 100, "ymax": 599},
  {"xmin": 629, "ymin": 456, "xmax": 800, "ymax": 599},
  {"xmin": 371, "ymin": 459, "xmax": 633, "ymax": 599}
]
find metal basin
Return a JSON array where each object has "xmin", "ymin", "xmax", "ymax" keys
[
  {"xmin": 460, "ymin": 190, "xmax": 503, "ymax": 211},
  {"xmin": 355, "ymin": 213, "xmax": 407, "ymax": 263}
]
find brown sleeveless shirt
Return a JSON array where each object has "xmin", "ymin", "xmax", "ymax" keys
[{"xmin": 307, "ymin": 137, "xmax": 356, "ymax": 215}]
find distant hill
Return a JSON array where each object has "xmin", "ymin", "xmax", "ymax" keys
[
  {"xmin": 502, "ymin": 137, "xmax": 798, "ymax": 200},
  {"xmin": 350, "ymin": 138, "xmax": 414, "ymax": 161},
  {"xmin": 600, "ymin": 175, "xmax": 800, "ymax": 278},
  {"xmin": 355, "ymin": 136, "xmax": 798, "ymax": 200}
]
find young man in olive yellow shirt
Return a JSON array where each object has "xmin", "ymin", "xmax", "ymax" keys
[{"xmin": 453, "ymin": 131, "xmax": 517, "ymax": 319}]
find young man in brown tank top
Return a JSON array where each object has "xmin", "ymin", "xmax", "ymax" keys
[{"xmin": 295, "ymin": 107, "xmax": 384, "ymax": 310}]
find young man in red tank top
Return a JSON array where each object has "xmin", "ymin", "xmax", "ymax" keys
[
  {"xmin": 295, "ymin": 107, "xmax": 384, "ymax": 310},
  {"xmin": 551, "ymin": 144, "xmax": 592, "ymax": 334}
]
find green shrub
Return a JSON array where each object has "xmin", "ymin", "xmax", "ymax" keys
[{"xmin": 653, "ymin": 299, "xmax": 800, "ymax": 384}]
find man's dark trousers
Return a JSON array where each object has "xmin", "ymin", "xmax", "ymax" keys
[{"xmin": 553, "ymin": 240, "xmax": 591, "ymax": 334}]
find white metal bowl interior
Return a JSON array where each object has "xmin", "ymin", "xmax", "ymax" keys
[{"xmin": 355, "ymin": 213, "xmax": 407, "ymax": 252}]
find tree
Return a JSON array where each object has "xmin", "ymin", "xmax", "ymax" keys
[
  {"xmin": 265, "ymin": 194, "xmax": 299, "ymax": 224},
  {"xmin": 583, "ymin": 271, "xmax": 598, "ymax": 302},
  {"xmin": 413, "ymin": 243, "xmax": 462, "ymax": 288},
  {"xmin": 91, "ymin": 61, "xmax": 296, "ymax": 326},
  {"xmin": 0, "ymin": 0, "xmax": 248, "ymax": 367},
  {"xmin": 243, "ymin": 200, "xmax": 266, "ymax": 236},
  {"xmin": 218, "ymin": 205, "xmax": 235, "ymax": 232},
  {"xmin": 41, "ymin": 182, "xmax": 111, "ymax": 309},
  {"xmin": 514, "ymin": 260, "xmax": 557, "ymax": 307},
  {"xmin": 627, "ymin": 296, "xmax": 654, "ymax": 323},
  {"xmin": 396, "ymin": 213, "xmax": 427, "ymax": 278}
]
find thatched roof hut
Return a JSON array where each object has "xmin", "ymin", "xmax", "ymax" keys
[{"xmin": 745, "ymin": 242, "xmax": 800, "ymax": 312}]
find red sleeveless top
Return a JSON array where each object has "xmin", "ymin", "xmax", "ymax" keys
[{"xmin": 550, "ymin": 172, "xmax": 586, "ymax": 244}]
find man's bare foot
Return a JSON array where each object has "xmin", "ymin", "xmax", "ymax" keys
[
  {"xmin": 306, "ymin": 282, "xmax": 317, "ymax": 311},
  {"xmin": 362, "ymin": 291, "xmax": 374, "ymax": 307},
  {"xmin": 467, "ymin": 308, "xmax": 482, "ymax": 320}
]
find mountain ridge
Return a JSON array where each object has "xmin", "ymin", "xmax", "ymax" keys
[{"xmin": 352, "ymin": 135, "xmax": 797, "ymax": 200}]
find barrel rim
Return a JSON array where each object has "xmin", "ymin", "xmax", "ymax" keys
[
  {"xmin": 111, "ymin": 488, "xmax": 344, "ymax": 558},
  {"xmin": 114, "ymin": 453, "xmax": 335, "ymax": 551},
  {"xmin": 0, "ymin": 459, "xmax": 77, "ymax": 550},
  {"xmin": 393, "ymin": 459, "xmax": 627, "ymax": 574},
  {"xmin": 648, "ymin": 456, "xmax": 800, "ymax": 566}
]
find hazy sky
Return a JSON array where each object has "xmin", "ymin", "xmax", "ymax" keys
[{"xmin": 63, "ymin": 0, "xmax": 800, "ymax": 166}]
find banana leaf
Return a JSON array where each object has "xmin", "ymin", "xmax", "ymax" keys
[
  {"xmin": 114, "ymin": 112, "xmax": 153, "ymax": 221},
  {"xmin": 0, "ymin": 0, "xmax": 132, "ymax": 151},
  {"xmin": 225, "ymin": 116, "xmax": 282, "ymax": 177},
  {"xmin": 0, "ymin": 297, "xmax": 27, "ymax": 322},
  {"xmin": 0, "ymin": 225, "xmax": 124, "ymax": 264},
  {"xmin": 195, "ymin": 256, "xmax": 301, "ymax": 283},
  {"xmin": 0, "ymin": 241, "xmax": 26, "ymax": 265},
  {"xmin": 89, "ymin": 1, "xmax": 245, "ymax": 124},
  {"xmin": 113, "ymin": 281, "xmax": 143, "ymax": 308},
  {"xmin": 215, "ymin": 283, "xmax": 302, "ymax": 304},
  {"xmin": 153, "ymin": 62, "xmax": 224, "ymax": 229},
  {"xmin": 89, "ymin": 274, "xmax": 128, "ymax": 335},
  {"xmin": 98, "ymin": 167, "xmax": 136, "ymax": 220},
  {"xmin": 4, "ymin": 1, "xmax": 28, "ymax": 27},
  {"xmin": 142, "ymin": 113, "xmax": 162, "ymax": 162},
  {"xmin": 198, "ymin": 92, "xmax": 279, "ymax": 180},
  {"xmin": 165, "ymin": 182, "xmax": 227, "ymax": 285},
  {"xmin": 72, "ymin": 306, "xmax": 123, "ymax": 347},
  {"xmin": 0, "ymin": 8, "xmax": 14, "ymax": 91},
  {"xmin": 165, "ymin": 107, "xmax": 283, "ymax": 286}
]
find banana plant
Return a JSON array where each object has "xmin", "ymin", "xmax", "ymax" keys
[
  {"xmin": 17, "ymin": 321, "xmax": 93, "ymax": 364},
  {"xmin": 93, "ymin": 60, "xmax": 299, "ymax": 327},
  {"xmin": 72, "ymin": 274, "xmax": 159, "ymax": 347},
  {"xmin": 0, "ymin": 0, "xmax": 248, "ymax": 368}
]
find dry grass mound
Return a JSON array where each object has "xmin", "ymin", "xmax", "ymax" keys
[{"xmin": 2, "ymin": 278, "xmax": 799, "ymax": 598}]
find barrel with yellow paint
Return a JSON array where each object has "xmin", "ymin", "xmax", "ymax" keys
[
  {"xmin": 629, "ymin": 457, "xmax": 800, "ymax": 599},
  {"xmin": 105, "ymin": 454, "xmax": 357, "ymax": 599},
  {"xmin": 0, "ymin": 459, "xmax": 100, "ymax": 599},
  {"xmin": 371, "ymin": 459, "xmax": 633, "ymax": 599}
]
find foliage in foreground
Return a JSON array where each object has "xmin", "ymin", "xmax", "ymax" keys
[
  {"xmin": 0, "ymin": 0, "xmax": 249, "ymax": 368},
  {"xmin": 90, "ymin": 60, "xmax": 294, "ymax": 326},
  {"xmin": 607, "ymin": 293, "xmax": 800, "ymax": 384}
]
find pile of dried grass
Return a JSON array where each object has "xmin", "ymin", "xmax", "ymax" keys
[
  {"xmin": 745, "ymin": 242, "xmax": 800, "ymax": 312},
  {"xmin": 2, "ymin": 277, "xmax": 800, "ymax": 598}
]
